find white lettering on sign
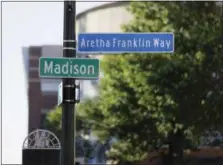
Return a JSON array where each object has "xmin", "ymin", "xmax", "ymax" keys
[
  {"xmin": 73, "ymin": 65, "xmax": 79, "ymax": 74},
  {"xmin": 55, "ymin": 64, "xmax": 61, "ymax": 74},
  {"xmin": 44, "ymin": 61, "xmax": 53, "ymax": 73},
  {"xmin": 81, "ymin": 38, "xmax": 111, "ymax": 48},
  {"xmin": 80, "ymin": 65, "xmax": 86, "ymax": 74},
  {"xmin": 80, "ymin": 37, "xmax": 172, "ymax": 49},
  {"xmin": 43, "ymin": 61, "xmax": 95, "ymax": 76},
  {"xmin": 153, "ymin": 38, "xmax": 171, "ymax": 48}
]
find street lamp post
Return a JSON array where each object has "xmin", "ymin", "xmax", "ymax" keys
[{"xmin": 61, "ymin": 1, "xmax": 76, "ymax": 165}]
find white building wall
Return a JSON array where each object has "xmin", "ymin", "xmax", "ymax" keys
[
  {"xmin": 85, "ymin": 4, "xmax": 131, "ymax": 33},
  {"xmin": 76, "ymin": 2, "xmax": 132, "ymax": 60},
  {"xmin": 76, "ymin": 2, "xmax": 132, "ymax": 98}
]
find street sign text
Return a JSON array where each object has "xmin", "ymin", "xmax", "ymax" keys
[
  {"xmin": 39, "ymin": 58, "xmax": 99, "ymax": 79},
  {"xmin": 78, "ymin": 32, "xmax": 174, "ymax": 54}
]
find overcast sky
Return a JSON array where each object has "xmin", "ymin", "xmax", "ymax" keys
[{"xmin": 1, "ymin": 1, "xmax": 110, "ymax": 163}]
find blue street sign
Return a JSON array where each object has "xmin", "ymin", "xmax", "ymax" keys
[{"xmin": 77, "ymin": 33, "xmax": 174, "ymax": 54}]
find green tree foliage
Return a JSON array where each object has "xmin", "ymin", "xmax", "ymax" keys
[
  {"xmin": 45, "ymin": 106, "xmax": 62, "ymax": 140},
  {"xmin": 48, "ymin": 1, "xmax": 222, "ymax": 164},
  {"xmin": 44, "ymin": 106, "xmax": 94, "ymax": 160},
  {"xmin": 78, "ymin": 1, "xmax": 222, "ymax": 163},
  {"xmin": 44, "ymin": 106, "xmax": 89, "ymax": 140}
]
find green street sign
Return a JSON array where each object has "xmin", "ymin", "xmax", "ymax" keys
[{"xmin": 39, "ymin": 57, "xmax": 99, "ymax": 79}]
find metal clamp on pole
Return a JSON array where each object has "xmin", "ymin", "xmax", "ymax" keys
[
  {"xmin": 63, "ymin": 40, "xmax": 76, "ymax": 51},
  {"xmin": 74, "ymin": 84, "xmax": 80, "ymax": 89},
  {"xmin": 74, "ymin": 81, "xmax": 80, "ymax": 104},
  {"xmin": 63, "ymin": 84, "xmax": 75, "ymax": 88},
  {"xmin": 63, "ymin": 84, "xmax": 75, "ymax": 103},
  {"xmin": 63, "ymin": 99, "xmax": 75, "ymax": 103}
]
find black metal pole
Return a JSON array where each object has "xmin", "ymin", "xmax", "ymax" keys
[
  {"xmin": 221, "ymin": 2, "xmax": 223, "ymax": 37},
  {"xmin": 61, "ymin": 1, "xmax": 76, "ymax": 165}
]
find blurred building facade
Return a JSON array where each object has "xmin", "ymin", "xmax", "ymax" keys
[
  {"xmin": 22, "ymin": 45, "xmax": 91, "ymax": 132},
  {"xmin": 22, "ymin": 1, "xmax": 132, "ymax": 164},
  {"xmin": 22, "ymin": 1, "xmax": 132, "ymax": 134},
  {"xmin": 22, "ymin": 45, "xmax": 88, "ymax": 163},
  {"xmin": 22, "ymin": 45, "xmax": 63, "ymax": 133}
]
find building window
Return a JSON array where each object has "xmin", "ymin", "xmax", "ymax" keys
[
  {"xmin": 29, "ymin": 47, "xmax": 42, "ymax": 57},
  {"xmin": 41, "ymin": 109, "xmax": 50, "ymax": 114},
  {"xmin": 40, "ymin": 109, "xmax": 50, "ymax": 129},
  {"xmin": 29, "ymin": 68, "xmax": 38, "ymax": 71},
  {"xmin": 41, "ymin": 82, "xmax": 60, "ymax": 92},
  {"xmin": 29, "ymin": 59, "xmax": 39, "ymax": 68},
  {"xmin": 29, "ymin": 56, "xmax": 40, "ymax": 60},
  {"xmin": 40, "ymin": 113, "xmax": 47, "ymax": 129},
  {"xmin": 29, "ymin": 78, "xmax": 40, "ymax": 83},
  {"xmin": 42, "ymin": 91, "xmax": 57, "ymax": 96},
  {"xmin": 29, "ymin": 70, "xmax": 39, "ymax": 79}
]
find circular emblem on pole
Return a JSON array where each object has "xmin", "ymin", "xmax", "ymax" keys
[{"xmin": 22, "ymin": 129, "xmax": 61, "ymax": 150}]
